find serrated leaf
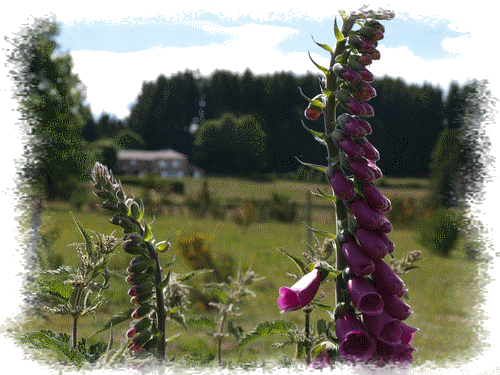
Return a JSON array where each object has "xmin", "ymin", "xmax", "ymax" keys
[
  {"xmin": 295, "ymin": 157, "xmax": 326, "ymax": 173},
  {"xmin": 334, "ymin": 17, "xmax": 344, "ymax": 42},
  {"xmin": 20, "ymin": 331, "xmax": 86, "ymax": 367},
  {"xmin": 236, "ymin": 320, "xmax": 296, "ymax": 350},
  {"xmin": 311, "ymin": 35, "xmax": 333, "ymax": 53},
  {"xmin": 186, "ymin": 317, "xmax": 217, "ymax": 329},
  {"xmin": 308, "ymin": 51, "xmax": 329, "ymax": 75},
  {"xmin": 90, "ymin": 308, "xmax": 135, "ymax": 337},
  {"xmin": 228, "ymin": 321, "xmax": 244, "ymax": 341},
  {"xmin": 26, "ymin": 279, "xmax": 72, "ymax": 302},
  {"xmin": 71, "ymin": 213, "xmax": 95, "ymax": 258},
  {"xmin": 277, "ymin": 248, "xmax": 306, "ymax": 274}
]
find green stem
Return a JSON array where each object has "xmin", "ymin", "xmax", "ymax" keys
[
  {"xmin": 304, "ymin": 307, "xmax": 312, "ymax": 365},
  {"xmin": 217, "ymin": 313, "xmax": 227, "ymax": 367},
  {"xmin": 72, "ymin": 316, "xmax": 78, "ymax": 349}
]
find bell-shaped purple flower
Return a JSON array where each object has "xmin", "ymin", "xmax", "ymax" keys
[
  {"xmin": 367, "ymin": 160, "xmax": 383, "ymax": 179},
  {"xmin": 377, "ymin": 341, "xmax": 415, "ymax": 365},
  {"xmin": 362, "ymin": 311, "xmax": 402, "ymax": 344},
  {"xmin": 350, "ymin": 199, "xmax": 385, "ymax": 230},
  {"xmin": 359, "ymin": 68, "xmax": 374, "ymax": 83},
  {"xmin": 338, "ymin": 114, "xmax": 367, "ymax": 139},
  {"xmin": 381, "ymin": 292, "xmax": 412, "ymax": 321},
  {"xmin": 356, "ymin": 227, "xmax": 389, "ymax": 259},
  {"xmin": 369, "ymin": 49, "xmax": 381, "ymax": 61},
  {"xmin": 399, "ymin": 322, "xmax": 418, "ymax": 345},
  {"xmin": 277, "ymin": 268, "xmax": 324, "ymax": 312},
  {"xmin": 342, "ymin": 236, "xmax": 375, "ymax": 277},
  {"xmin": 347, "ymin": 35, "xmax": 376, "ymax": 53},
  {"xmin": 328, "ymin": 167, "xmax": 356, "ymax": 201},
  {"xmin": 377, "ymin": 215, "xmax": 393, "ymax": 233},
  {"xmin": 360, "ymin": 183, "xmax": 391, "ymax": 212},
  {"xmin": 358, "ymin": 118, "xmax": 372, "ymax": 135},
  {"xmin": 335, "ymin": 309, "xmax": 376, "ymax": 361},
  {"xmin": 337, "ymin": 89, "xmax": 367, "ymax": 116},
  {"xmin": 377, "ymin": 230, "xmax": 395, "ymax": 254},
  {"xmin": 360, "ymin": 100, "xmax": 375, "ymax": 116},
  {"xmin": 333, "ymin": 63, "xmax": 362, "ymax": 83},
  {"xmin": 336, "ymin": 134, "xmax": 366, "ymax": 159},
  {"xmin": 358, "ymin": 138, "xmax": 380, "ymax": 161},
  {"xmin": 348, "ymin": 275, "xmax": 384, "ymax": 315},
  {"xmin": 372, "ymin": 259, "xmax": 408, "ymax": 298},
  {"xmin": 348, "ymin": 158, "xmax": 375, "ymax": 182}
]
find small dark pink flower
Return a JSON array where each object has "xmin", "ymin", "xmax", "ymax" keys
[
  {"xmin": 333, "ymin": 63, "xmax": 362, "ymax": 83},
  {"xmin": 356, "ymin": 227, "xmax": 389, "ymax": 259},
  {"xmin": 358, "ymin": 138, "xmax": 380, "ymax": 161},
  {"xmin": 335, "ymin": 309, "xmax": 376, "ymax": 361},
  {"xmin": 377, "ymin": 231, "xmax": 395, "ymax": 253},
  {"xmin": 360, "ymin": 183, "xmax": 390, "ymax": 211},
  {"xmin": 342, "ymin": 236, "xmax": 375, "ymax": 277},
  {"xmin": 348, "ymin": 275, "xmax": 384, "ymax": 315},
  {"xmin": 377, "ymin": 216, "xmax": 393, "ymax": 233},
  {"xmin": 372, "ymin": 259, "xmax": 408, "ymax": 298},
  {"xmin": 304, "ymin": 105, "xmax": 321, "ymax": 120},
  {"xmin": 362, "ymin": 311, "xmax": 402, "ymax": 344},
  {"xmin": 400, "ymin": 322, "xmax": 418, "ymax": 345},
  {"xmin": 350, "ymin": 199, "xmax": 385, "ymax": 230},
  {"xmin": 329, "ymin": 168, "xmax": 356, "ymax": 201},
  {"xmin": 277, "ymin": 268, "xmax": 324, "ymax": 312},
  {"xmin": 126, "ymin": 326, "xmax": 138, "ymax": 339},
  {"xmin": 351, "ymin": 81, "xmax": 377, "ymax": 101}
]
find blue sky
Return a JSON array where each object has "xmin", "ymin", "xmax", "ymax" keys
[{"xmin": 3, "ymin": 1, "xmax": 483, "ymax": 120}]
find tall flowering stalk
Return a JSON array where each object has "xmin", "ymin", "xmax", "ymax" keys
[{"xmin": 279, "ymin": 7, "xmax": 420, "ymax": 368}]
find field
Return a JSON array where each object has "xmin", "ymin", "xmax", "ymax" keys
[{"xmin": 15, "ymin": 176, "xmax": 485, "ymax": 369}]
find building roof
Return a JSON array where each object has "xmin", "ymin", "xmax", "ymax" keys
[{"xmin": 117, "ymin": 149, "xmax": 187, "ymax": 161}]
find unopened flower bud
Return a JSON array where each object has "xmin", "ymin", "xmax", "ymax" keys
[
  {"xmin": 126, "ymin": 272, "xmax": 153, "ymax": 285},
  {"xmin": 358, "ymin": 138, "xmax": 380, "ymax": 161},
  {"xmin": 348, "ymin": 35, "xmax": 376, "ymax": 53},
  {"xmin": 349, "ymin": 54, "xmax": 372, "ymax": 67},
  {"xmin": 305, "ymin": 104, "xmax": 322, "ymax": 120},
  {"xmin": 367, "ymin": 160, "xmax": 383, "ymax": 179},
  {"xmin": 331, "ymin": 129, "xmax": 366, "ymax": 159},
  {"xmin": 356, "ymin": 227, "xmax": 389, "ymax": 259},
  {"xmin": 370, "ymin": 50, "xmax": 381, "ymax": 60},
  {"xmin": 130, "ymin": 291, "xmax": 153, "ymax": 305},
  {"xmin": 132, "ymin": 304, "xmax": 153, "ymax": 319},
  {"xmin": 128, "ymin": 329, "xmax": 152, "ymax": 353},
  {"xmin": 338, "ymin": 114, "xmax": 368, "ymax": 139},
  {"xmin": 360, "ymin": 183, "xmax": 390, "ymax": 212},
  {"xmin": 365, "ymin": 20, "xmax": 385, "ymax": 33},
  {"xmin": 348, "ymin": 157, "xmax": 376, "ymax": 182},
  {"xmin": 337, "ymin": 90, "xmax": 366, "ymax": 116},
  {"xmin": 333, "ymin": 63, "xmax": 362, "ymax": 83},
  {"xmin": 350, "ymin": 199, "xmax": 385, "ymax": 230},
  {"xmin": 127, "ymin": 261, "xmax": 149, "ymax": 274},
  {"xmin": 347, "ymin": 81, "xmax": 377, "ymax": 101},
  {"xmin": 360, "ymin": 101, "xmax": 375, "ymax": 117},
  {"xmin": 357, "ymin": 26, "xmax": 384, "ymax": 42},
  {"xmin": 327, "ymin": 166, "xmax": 356, "ymax": 201},
  {"xmin": 359, "ymin": 68, "xmax": 374, "ymax": 83},
  {"xmin": 128, "ymin": 281, "xmax": 154, "ymax": 297},
  {"xmin": 126, "ymin": 317, "xmax": 152, "ymax": 338}
]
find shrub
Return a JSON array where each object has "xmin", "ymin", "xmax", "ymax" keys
[
  {"xmin": 417, "ymin": 208, "xmax": 462, "ymax": 256},
  {"xmin": 269, "ymin": 192, "xmax": 297, "ymax": 223}
]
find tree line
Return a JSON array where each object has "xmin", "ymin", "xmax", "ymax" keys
[{"xmin": 10, "ymin": 17, "xmax": 483, "ymax": 204}]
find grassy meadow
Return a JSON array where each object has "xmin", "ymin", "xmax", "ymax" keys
[{"xmin": 16, "ymin": 176, "xmax": 485, "ymax": 368}]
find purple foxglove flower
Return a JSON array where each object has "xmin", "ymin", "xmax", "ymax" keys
[
  {"xmin": 348, "ymin": 275, "xmax": 384, "ymax": 315},
  {"xmin": 370, "ymin": 49, "xmax": 381, "ymax": 60},
  {"xmin": 367, "ymin": 160, "xmax": 383, "ymax": 179},
  {"xmin": 365, "ymin": 19, "xmax": 385, "ymax": 33},
  {"xmin": 358, "ymin": 118, "xmax": 372, "ymax": 135},
  {"xmin": 308, "ymin": 345, "xmax": 334, "ymax": 371},
  {"xmin": 338, "ymin": 114, "xmax": 367, "ymax": 139},
  {"xmin": 360, "ymin": 100, "xmax": 375, "ymax": 117},
  {"xmin": 372, "ymin": 259, "xmax": 408, "ymax": 298},
  {"xmin": 358, "ymin": 26, "xmax": 384, "ymax": 42},
  {"xmin": 377, "ymin": 230, "xmax": 395, "ymax": 253},
  {"xmin": 356, "ymin": 227, "xmax": 389, "ymax": 259},
  {"xmin": 377, "ymin": 341, "xmax": 415, "ymax": 365},
  {"xmin": 348, "ymin": 157, "xmax": 375, "ymax": 182},
  {"xmin": 342, "ymin": 236, "xmax": 375, "ymax": 277},
  {"xmin": 377, "ymin": 215, "xmax": 393, "ymax": 233},
  {"xmin": 337, "ymin": 89, "xmax": 367, "ymax": 116},
  {"xmin": 399, "ymin": 322, "xmax": 418, "ymax": 345},
  {"xmin": 350, "ymin": 199, "xmax": 385, "ymax": 230},
  {"xmin": 328, "ymin": 167, "xmax": 356, "ymax": 201},
  {"xmin": 359, "ymin": 68, "xmax": 374, "ymax": 83},
  {"xmin": 348, "ymin": 35, "xmax": 376, "ymax": 53},
  {"xmin": 338, "ymin": 136, "xmax": 366, "ymax": 159},
  {"xmin": 358, "ymin": 138, "xmax": 380, "ymax": 161},
  {"xmin": 360, "ymin": 183, "xmax": 390, "ymax": 211},
  {"xmin": 304, "ymin": 104, "xmax": 321, "ymax": 120},
  {"xmin": 335, "ymin": 310, "xmax": 376, "ymax": 361},
  {"xmin": 362, "ymin": 311, "xmax": 402, "ymax": 344},
  {"xmin": 354, "ymin": 81, "xmax": 377, "ymax": 101},
  {"xmin": 277, "ymin": 268, "xmax": 324, "ymax": 312},
  {"xmin": 381, "ymin": 292, "xmax": 412, "ymax": 320},
  {"xmin": 333, "ymin": 63, "xmax": 362, "ymax": 83}
]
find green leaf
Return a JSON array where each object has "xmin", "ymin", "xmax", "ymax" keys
[
  {"xmin": 295, "ymin": 157, "xmax": 326, "ymax": 173},
  {"xmin": 339, "ymin": 10, "xmax": 347, "ymax": 21},
  {"xmin": 156, "ymin": 240, "xmax": 170, "ymax": 253},
  {"xmin": 90, "ymin": 309, "xmax": 135, "ymax": 337},
  {"xmin": 236, "ymin": 320, "xmax": 296, "ymax": 350},
  {"xmin": 71, "ymin": 213, "xmax": 95, "ymax": 258},
  {"xmin": 166, "ymin": 327, "xmax": 183, "ymax": 343},
  {"xmin": 25, "ymin": 279, "xmax": 72, "ymax": 302},
  {"xmin": 277, "ymin": 248, "xmax": 306, "ymax": 274},
  {"xmin": 308, "ymin": 51, "xmax": 329, "ymax": 75},
  {"xmin": 143, "ymin": 221, "xmax": 152, "ymax": 243},
  {"xmin": 302, "ymin": 223, "xmax": 337, "ymax": 240},
  {"xmin": 310, "ymin": 186, "xmax": 337, "ymax": 205},
  {"xmin": 297, "ymin": 87, "xmax": 324, "ymax": 108},
  {"xmin": 177, "ymin": 269, "xmax": 213, "ymax": 282},
  {"xmin": 311, "ymin": 35, "xmax": 333, "ymax": 53},
  {"xmin": 158, "ymin": 270, "xmax": 171, "ymax": 291},
  {"xmin": 228, "ymin": 321, "xmax": 244, "ymax": 342},
  {"xmin": 185, "ymin": 317, "xmax": 217, "ymax": 329},
  {"xmin": 301, "ymin": 120, "xmax": 328, "ymax": 146},
  {"xmin": 334, "ymin": 17, "xmax": 344, "ymax": 42},
  {"xmin": 20, "ymin": 330, "xmax": 86, "ymax": 367}
]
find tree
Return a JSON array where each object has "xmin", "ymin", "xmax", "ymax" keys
[{"xmin": 8, "ymin": 16, "xmax": 95, "ymax": 200}]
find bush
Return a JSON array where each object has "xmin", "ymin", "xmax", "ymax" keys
[
  {"xmin": 269, "ymin": 192, "xmax": 297, "ymax": 223},
  {"xmin": 417, "ymin": 208, "xmax": 462, "ymax": 256}
]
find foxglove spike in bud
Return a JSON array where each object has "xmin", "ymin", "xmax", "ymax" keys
[
  {"xmin": 372, "ymin": 259, "xmax": 408, "ymax": 298},
  {"xmin": 350, "ymin": 199, "xmax": 385, "ymax": 230},
  {"xmin": 333, "ymin": 63, "xmax": 362, "ymax": 83},
  {"xmin": 347, "ymin": 275, "xmax": 384, "ymax": 315},
  {"xmin": 347, "ymin": 35, "xmax": 376, "ymax": 53},
  {"xmin": 327, "ymin": 166, "xmax": 356, "ymax": 201},
  {"xmin": 357, "ymin": 26, "xmax": 384, "ymax": 42},
  {"xmin": 347, "ymin": 81, "xmax": 377, "ymax": 101},
  {"xmin": 360, "ymin": 183, "xmax": 391, "ymax": 212},
  {"xmin": 338, "ymin": 114, "xmax": 368, "ymax": 139},
  {"xmin": 277, "ymin": 268, "xmax": 326, "ymax": 312},
  {"xmin": 304, "ymin": 104, "xmax": 322, "ymax": 120},
  {"xmin": 359, "ymin": 138, "xmax": 380, "ymax": 161},
  {"xmin": 356, "ymin": 227, "xmax": 389, "ymax": 259},
  {"xmin": 337, "ymin": 89, "xmax": 366, "ymax": 116},
  {"xmin": 335, "ymin": 309, "xmax": 376, "ymax": 361},
  {"xmin": 341, "ymin": 235, "xmax": 375, "ymax": 277},
  {"xmin": 362, "ymin": 311, "xmax": 402, "ymax": 344}
]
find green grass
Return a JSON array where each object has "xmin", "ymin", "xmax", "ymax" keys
[{"xmin": 16, "ymin": 177, "xmax": 483, "ymax": 368}]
